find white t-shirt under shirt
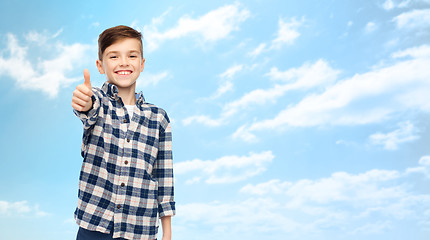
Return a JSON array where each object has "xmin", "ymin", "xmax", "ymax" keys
[{"xmin": 125, "ymin": 105, "xmax": 135, "ymax": 118}]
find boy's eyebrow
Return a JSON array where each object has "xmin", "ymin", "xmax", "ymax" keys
[{"xmin": 105, "ymin": 50, "xmax": 141, "ymax": 55}]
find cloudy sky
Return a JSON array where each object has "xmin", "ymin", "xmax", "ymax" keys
[{"xmin": 0, "ymin": 0, "xmax": 429, "ymax": 239}]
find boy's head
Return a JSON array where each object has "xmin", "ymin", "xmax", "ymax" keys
[
  {"xmin": 98, "ymin": 25, "xmax": 143, "ymax": 60},
  {"xmin": 96, "ymin": 25, "xmax": 145, "ymax": 89}
]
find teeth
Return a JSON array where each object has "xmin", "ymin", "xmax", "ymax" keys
[{"xmin": 117, "ymin": 71, "xmax": 131, "ymax": 75}]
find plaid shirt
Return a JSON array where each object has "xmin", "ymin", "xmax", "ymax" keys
[{"xmin": 73, "ymin": 82, "xmax": 175, "ymax": 240}]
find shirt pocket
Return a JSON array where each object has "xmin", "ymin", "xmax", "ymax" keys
[
  {"xmin": 136, "ymin": 127, "xmax": 159, "ymax": 168},
  {"xmin": 102, "ymin": 116, "xmax": 121, "ymax": 149}
]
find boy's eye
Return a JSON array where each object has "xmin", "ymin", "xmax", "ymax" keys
[
  {"xmin": 130, "ymin": 55, "xmax": 138, "ymax": 58},
  {"xmin": 110, "ymin": 56, "xmax": 118, "ymax": 59}
]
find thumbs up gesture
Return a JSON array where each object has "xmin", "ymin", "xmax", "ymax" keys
[{"xmin": 72, "ymin": 69, "xmax": 94, "ymax": 112}]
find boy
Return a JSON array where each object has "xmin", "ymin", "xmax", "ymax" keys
[{"xmin": 71, "ymin": 25, "xmax": 175, "ymax": 240}]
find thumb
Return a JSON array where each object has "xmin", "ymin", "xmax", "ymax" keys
[{"xmin": 83, "ymin": 69, "xmax": 91, "ymax": 88}]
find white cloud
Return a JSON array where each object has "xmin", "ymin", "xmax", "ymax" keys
[
  {"xmin": 231, "ymin": 124, "xmax": 259, "ymax": 143},
  {"xmin": 176, "ymin": 156, "xmax": 430, "ymax": 238},
  {"xmin": 194, "ymin": 64, "xmax": 244, "ymax": 102},
  {"xmin": 227, "ymin": 59, "xmax": 338, "ymax": 114},
  {"xmin": 419, "ymin": 156, "xmax": 430, "ymax": 166},
  {"xmin": 211, "ymin": 64, "xmax": 244, "ymax": 99},
  {"xmin": 174, "ymin": 151, "xmax": 274, "ymax": 184},
  {"xmin": 369, "ymin": 121, "xmax": 419, "ymax": 150},
  {"xmin": 219, "ymin": 64, "xmax": 244, "ymax": 79},
  {"xmin": 143, "ymin": 3, "xmax": 250, "ymax": 52},
  {"xmin": 247, "ymin": 43, "xmax": 267, "ymax": 58},
  {"xmin": 393, "ymin": 9, "xmax": 430, "ymax": 29},
  {"xmin": 137, "ymin": 70, "xmax": 170, "ymax": 88},
  {"xmin": 184, "ymin": 59, "xmax": 339, "ymax": 128},
  {"xmin": 335, "ymin": 139, "xmax": 359, "ymax": 147},
  {"xmin": 91, "ymin": 22, "xmax": 100, "ymax": 28},
  {"xmin": 233, "ymin": 45, "xmax": 430, "ymax": 141},
  {"xmin": 248, "ymin": 17, "xmax": 305, "ymax": 57},
  {"xmin": 0, "ymin": 32, "xmax": 91, "ymax": 98},
  {"xmin": 241, "ymin": 169, "xmax": 402, "ymax": 203},
  {"xmin": 25, "ymin": 28, "xmax": 63, "ymax": 45},
  {"xmin": 382, "ymin": 0, "xmax": 430, "ymax": 10},
  {"xmin": 210, "ymin": 81, "xmax": 234, "ymax": 99},
  {"xmin": 364, "ymin": 21, "xmax": 378, "ymax": 33},
  {"xmin": 392, "ymin": 44, "xmax": 430, "ymax": 59},
  {"xmin": 182, "ymin": 114, "xmax": 224, "ymax": 127},
  {"xmin": 176, "ymin": 198, "xmax": 300, "ymax": 238},
  {"xmin": 349, "ymin": 221, "xmax": 392, "ymax": 235},
  {"xmin": 240, "ymin": 179, "xmax": 292, "ymax": 195},
  {"xmin": 265, "ymin": 59, "xmax": 340, "ymax": 86},
  {"xmin": 150, "ymin": 8, "xmax": 173, "ymax": 26},
  {"xmin": 383, "ymin": 0, "xmax": 396, "ymax": 10},
  {"xmin": 406, "ymin": 155, "xmax": 430, "ymax": 177},
  {"xmin": 271, "ymin": 17, "xmax": 305, "ymax": 49},
  {"xmin": 0, "ymin": 200, "xmax": 49, "ymax": 217}
]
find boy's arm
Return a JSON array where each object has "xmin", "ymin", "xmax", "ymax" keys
[
  {"xmin": 160, "ymin": 216, "xmax": 172, "ymax": 240},
  {"xmin": 154, "ymin": 113, "xmax": 176, "ymax": 221}
]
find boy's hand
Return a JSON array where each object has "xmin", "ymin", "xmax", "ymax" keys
[{"xmin": 72, "ymin": 69, "xmax": 94, "ymax": 112}]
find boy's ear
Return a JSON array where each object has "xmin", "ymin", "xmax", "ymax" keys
[
  {"xmin": 96, "ymin": 60, "xmax": 105, "ymax": 74},
  {"xmin": 140, "ymin": 58, "xmax": 145, "ymax": 72}
]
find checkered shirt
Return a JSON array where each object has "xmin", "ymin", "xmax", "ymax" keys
[{"xmin": 73, "ymin": 82, "xmax": 175, "ymax": 240}]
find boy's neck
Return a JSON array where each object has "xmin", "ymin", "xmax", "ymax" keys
[{"xmin": 116, "ymin": 83, "xmax": 137, "ymax": 105}]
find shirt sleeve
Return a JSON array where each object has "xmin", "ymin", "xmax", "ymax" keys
[
  {"xmin": 73, "ymin": 90, "xmax": 102, "ymax": 157},
  {"xmin": 153, "ymin": 114, "xmax": 176, "ymax": 218}
]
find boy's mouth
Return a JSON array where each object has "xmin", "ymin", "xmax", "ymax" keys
[{"xmin": 115, "ymin": 70, "xmax": 133, "ymax": 75}]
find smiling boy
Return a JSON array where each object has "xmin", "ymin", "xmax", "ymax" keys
[{"xmin": 72, "ymin": 25, "xmax": 175, "ymax": 240}]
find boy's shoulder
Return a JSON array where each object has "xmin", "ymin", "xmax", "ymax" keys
[
  {"xmin": 94, "ymin": 83, "xmax": 170, "ymax": 120},
  {"xmin": 141, "ymin": 102, "xmax": 170, "ymax": 121},
  {"xmin": 137, "ymin": 102, "xmax": 171, "ymax": 130},
  {"xmin": 93, "ymin": 82, "xmax": 115, "ymax": 99}
]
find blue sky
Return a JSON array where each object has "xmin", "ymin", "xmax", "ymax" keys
[{"xmin": 0, "ymin": 0, "xmax": 430, "ymax": 239}]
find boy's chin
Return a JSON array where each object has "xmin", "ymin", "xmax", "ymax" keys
[{"xmin": 108, "ymin": 79, "xmax": 137, "ymax": 89}]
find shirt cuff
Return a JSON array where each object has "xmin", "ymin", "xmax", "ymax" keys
[
  {"xmin": 73, "ymin": 95, "xmax": 100, "ymax": 129},
  {"xmin": 158, "ymin": 201, "xmax": 176, "ymax": 218}
]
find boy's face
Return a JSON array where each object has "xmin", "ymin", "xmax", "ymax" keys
[{"xmin": 96, "ymin": 38, "xmax": 145, "ymax": 89}]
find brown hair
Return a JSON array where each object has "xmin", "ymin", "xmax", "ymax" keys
[{"xmin": 98, "ymin": 25, "xmax": 143, "ymax": 60}]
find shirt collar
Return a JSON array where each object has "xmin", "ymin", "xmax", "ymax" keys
[{"xmin": 102, "ymin": 82, "xmax": 146, "ymax": 105}]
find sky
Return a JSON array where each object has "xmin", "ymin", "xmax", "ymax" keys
[{"xmin": 0, "ymin": 0, "xmax": 429, "ymax": 239}]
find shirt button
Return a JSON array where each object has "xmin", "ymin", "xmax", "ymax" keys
[
  {"xmin": 121, "ymin": 183, "xmax": 125, "ymax": 187},
  {"xmin": 127, "ymin": 138, "xmax": 130, "ymax": 143},
  {"xmin": 117, "ymin": 99, "xmax": 121, "ymax": 103},
  {"xmin": 117, "ymin": 204, "xmax": 121, "ymax": 209},
  {"xmin": 123, "ymin": 119, "xmax": 127, "ymax": 123},
  {"xmin": 124, "ymin": 160, "xmax": 129, "ymax": 165}
]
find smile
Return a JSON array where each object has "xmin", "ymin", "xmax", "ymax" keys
[{"xmin": 115, "ymin": 70, "xmax": 132, "ymax": 75}]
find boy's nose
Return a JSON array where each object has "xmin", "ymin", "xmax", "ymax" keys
[{"xmin": 119, "ymin": 57, "xmax": 129, "ymax": 66}]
